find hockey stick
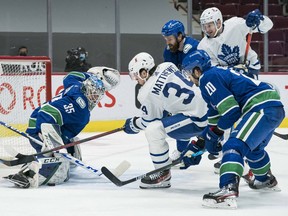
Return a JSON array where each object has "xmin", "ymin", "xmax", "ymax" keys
[
  {"xmin": 244, "ymin": 31, "xmax": 252, "ymax": 64},
  {"xmin": 4, "ymin": 146, "xmax": 131, "ymax": 178},
  {"xmin": 58, "ymin": 153, "xmax": 131, "ymax": 178},
  {"xmin": 273, "ymin": 131, "xmax": 288, "ymax": 140},
  {"xmin": 101, "ymin": 150, "xmax": 205, "ymax": 187},
  {"xmin": 0, "ymin": 120, "xmax": 124, "ymax": 166}
]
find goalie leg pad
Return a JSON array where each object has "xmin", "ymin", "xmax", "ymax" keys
[
  {"xmin": 38, "ymin": 153, "xmax": 70, "ymax": 186},
  {"xmin": 40, "ymin": 123, "xmax": 64, "ymax": 157}
]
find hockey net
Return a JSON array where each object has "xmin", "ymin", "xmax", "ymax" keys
[{"xmin": 0, "ymin": 56, "xmax": 51, "ymax": 161}]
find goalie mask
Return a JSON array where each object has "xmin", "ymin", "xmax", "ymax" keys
[
  {"xmin": 87, "ymin": 67, "xmax": 120, "ymax": 91},
  {"xmin": 128, "ymin": 52, "xmax": 155, "ymax": 82},
  {"xmin": 82, "ymin": 76, "xmax": 105, "ymax": 110}
]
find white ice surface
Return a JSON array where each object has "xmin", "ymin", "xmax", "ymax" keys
[{"xmin": 1, "ymin": 129, "xmax": 288, "ymax": 216}]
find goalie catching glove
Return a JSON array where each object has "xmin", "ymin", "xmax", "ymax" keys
[
  {"xmin": 88, "ymin": 66, "xmax": 120, "ymax": 91},
  {"xmin": 179, "ymin": 137, "xmax": 205, "ymax": 169}
]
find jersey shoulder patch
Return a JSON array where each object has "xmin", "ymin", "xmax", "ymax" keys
[
  {"xmin": 183, "ymin": 44, "xmax": 193, "ymax": 54},
  {"xmin": 76, "ymin": 97, "xmax": 86, "ymax": 109}
]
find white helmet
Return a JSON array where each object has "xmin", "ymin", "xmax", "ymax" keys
[
  {"xmin": 128, "ymin": 52, "xmax": 155, "ymax": 80},
  {"xmin": 200, "ymin": 7, "xmax": 223, "ymax": 37},
  {"xmin": 87, "ymin": 66, "xmax": 120, "ymax": 91}
]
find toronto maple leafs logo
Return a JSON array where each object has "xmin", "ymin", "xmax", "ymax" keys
[{"xmin": 218, "ymin": 44, "xmax": 240, "ymax": 65}]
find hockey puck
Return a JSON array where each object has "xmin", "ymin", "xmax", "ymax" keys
[
  {"xmin": 47, "ymin": 183, "xmax": 56, "ymax": 186},
  {"xmin": 208, "ymin": 153, "xmax": 218, "ymax": 160}
]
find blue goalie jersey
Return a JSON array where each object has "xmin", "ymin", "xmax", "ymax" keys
[{"xmin": 26, "ymin": 72, "xmax": 93, "ymax": 143}]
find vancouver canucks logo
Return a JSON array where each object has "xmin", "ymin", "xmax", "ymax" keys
[{"xmin": 218, "ymin": 44, "xmax": 240, "ymax": 65}]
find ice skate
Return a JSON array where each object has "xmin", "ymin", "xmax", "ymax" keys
[
  {"xmin": 139, "ymin": 169, "xmax": 171, "ymax": 189},
  {"xmin": 248, "ymin": 170, "xmax": 281, "ymax": 192},
  {"xmin": 202, "ymin": 183, "xmax": 239, "ymax": 209},
  {"xmin": 242, "ymin": 169, "xmax": 254, "ymax": 184}
]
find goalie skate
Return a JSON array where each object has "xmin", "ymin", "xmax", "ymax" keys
[
  {"xmin": 3, "ymin": 161, "xmax": 41, "ymax": 188},
  {"xmin": 4, "ymin": 172, "xmax": 31, "ymax": 188},
  {"xmin": 202, "ymin": 183, "xmax": 239, "ymax": 209},
  {"xmin": 139, "ymin": 169, "xmax": 171, "ymax": 189}
]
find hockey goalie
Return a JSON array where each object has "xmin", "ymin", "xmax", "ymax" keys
[{"xmin": 4, "ymin": 67, "xmax": 120, "ymax": 188}]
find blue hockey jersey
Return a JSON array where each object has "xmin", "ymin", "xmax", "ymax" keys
[
  {"xmin": 199, "ymin": 67, "xmax": 283, "ymax": 131},
  {"xmin": 163, "ymin": 36, "xmax": 199, "ymax": 70},
  {"xmin": 26, "ymin": 72, "xmax": 93, "ymax": 143}
]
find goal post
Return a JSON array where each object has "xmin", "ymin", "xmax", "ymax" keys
[{"xmin": 0, "ymin": 56, "xmax": 52, "ymax": 160}]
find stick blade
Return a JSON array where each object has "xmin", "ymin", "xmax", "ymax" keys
[
  {"xmin": 111, "ymin": 160, "xmax": 131, "ymax": 177},
  {"xmin": 273, "ymin": 131, "xmax": 288, "ymax": 140},
  {"xmin": 0, "ymin": 155, "xmax": 35, "ymax": 166},
  {"xmin": 101, "ymin": 166, "xmax": 124, "ymax": 186},
  {"xmin": 15, "ymin": 153, "xmax": 37, "ymax": 164}
]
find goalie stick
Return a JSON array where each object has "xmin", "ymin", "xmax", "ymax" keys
[
  {"xmin": 4, "ymin": 145, "xmax": 131, "ymax": 178},
  {"xmin": 101, "ymin": 150, "xmax": 205, "ymax": 187},
  {"xmin": 59, "ymin": 152, "xmax": 131, "ymax": 177},
  {"xmin": 0, "ymin": 120, "xmax": 124, "ymax": 166}
]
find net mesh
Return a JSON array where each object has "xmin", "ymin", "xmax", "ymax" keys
[{"xmin": 0, "ymin": 57, "xmax": 51, "ymax": 160}]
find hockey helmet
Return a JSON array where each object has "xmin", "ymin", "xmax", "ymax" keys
[
  {"xmin": 182, "ymin": 50, "xmax": 211, "ymax": 77},
  {"xmin": 128, "ymin": 52, "xmax": 155, "ymax": 81},
  {"xmin": 161, "ymin": 20, "xmax": 185, "ymax": 37},
  {"xmin": 200, "ymin": 7, "xmax": 223, "ymax": 36}
]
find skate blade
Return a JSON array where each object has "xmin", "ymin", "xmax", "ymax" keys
[
  {"xmin": 139, "ymin": 181, "xmax": 171, "ymax": 189},
  {"xmin": 257, "ymin": 185, "xmax": 281, "ymax": 192},
  {"xmin": 202, "ymin": 198, "xmax": 237, "ymax": 209}
]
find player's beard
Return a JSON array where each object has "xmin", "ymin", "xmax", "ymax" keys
[{"xmin": 168, "ymin": 42, "xmax": 179, "ymax": 53}]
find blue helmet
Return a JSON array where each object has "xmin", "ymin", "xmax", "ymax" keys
[
  {"xmin": 182, "ymin": 50, "xmax": 211, "ymax": 75},
  {"xmin": 161, "ymin": 20, "xmax": 185, "ymax": 37}
]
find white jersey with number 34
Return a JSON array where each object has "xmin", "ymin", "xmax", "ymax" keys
[{"xmin": 135, "ymin": 62, "xmax": 207, "ymax": 130}]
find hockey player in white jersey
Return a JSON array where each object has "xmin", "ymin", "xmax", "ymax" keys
[
  {"xmin": 124, "ymin": 52, "xmax": 208, "ymax": 189},
  {"xmin": 198, "ymin": 7, "xmax": 273, "ymax": 80},
  {"xmin": 198, "ymin": 7, "xmax": 273, "ymax": 177}
]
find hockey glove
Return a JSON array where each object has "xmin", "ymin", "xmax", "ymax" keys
[
  {"xmin": 123, "ymin": 117, "xmax": 140, "ymax": 134},
  {"xmin": 204, "ymin": 127, "xmax": 223, "ymax": 156},
  {"xmin": 246, "ymin": 68, "xmax": 259, "ymax": 80},
  {"xmin": 232, "ymin": 64, "xmax": 259, "ymax": 80},
  {"xmin": 180, "ymin": 138, "xmax": 205, "ymax": 170},
  {"xmin": 246, "ymin": 9, "xmax": 264, "ymax": 29}
]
